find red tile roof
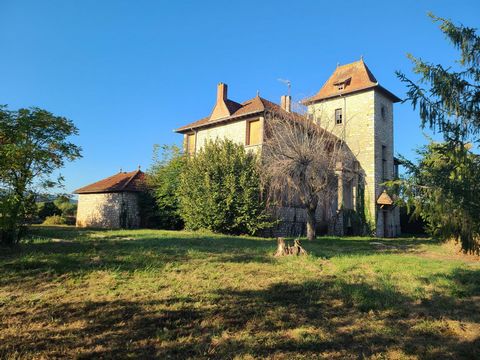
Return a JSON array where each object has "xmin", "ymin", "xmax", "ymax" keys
[
  {"xmin": 303, "ymin": 59, "xmax": 401, "ymax": 104},
  {"xmin": 176, "ymin": 95, "xmax": 301, "ymax": 133},
  {"xmin": 377, "ymin": 190, "xmax": 395, "ymax": 206},
  {"xmin": 74, "ymin": 170, "xmax": 146, "ymax": 194}
]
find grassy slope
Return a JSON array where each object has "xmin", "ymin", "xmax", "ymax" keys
[{"xmin": 0, "ymin": 227, "xmax": 479, "ymax": 359}]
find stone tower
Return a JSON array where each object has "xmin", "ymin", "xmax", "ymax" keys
[{"xmin": 304, "ymin": 59, "xmax": 401, "ymax": 237}]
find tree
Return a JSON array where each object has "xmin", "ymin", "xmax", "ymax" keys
[
  {"xmin": 261, "ymin": 110, "xmax": 354, "ymax": 241},
  {"xmin": 178, "ymin": 139, "xmax": 272, "ymax": 235},
  {"xmin": 397, "ymin": 142, "xmax": 480, "ymax": 254},
  {"xmin": 395, "ymin": 14, "xmax": 480, "ymax": 254},
  {"xmin": 147, "ymin": 145, "xmax": 186, "ymax": 229},
  {"xmin": 37, "ymin": 201, "xmax": 61, "ymax": 220},
  {"xmin": 0, "ymin": 106, "xmax": 81, "ymax": 245},
  {"xmin": 53, "ymin": 194, "xmax": 77, "ymax": 218}
]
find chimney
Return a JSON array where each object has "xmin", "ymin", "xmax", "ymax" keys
[
  {"xmin": 217, "ymin": 83, "xmax": 228, "ymax": 103},
  {"xmin": 210, "ymin": 82, "xmax": 231, "ymax": 120},
  {"xmin": 280, "ymin": 95, "xmax": 291, "ymax": 113}
]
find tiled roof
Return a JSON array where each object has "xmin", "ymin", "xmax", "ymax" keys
[
  {"xmin": 303, "ymin": 59, "xmax": 401, "ymax": 104},
  {"xmin": 74, "ymin": 170, "xmax": 146, "ymax": 194},
  {"xmin": 376, "ymin": 190, "xmax": 394, "ymax": 206},
  {"xmin": 176, "ymin": 95, "xmax": 301, "ymax": 133}
]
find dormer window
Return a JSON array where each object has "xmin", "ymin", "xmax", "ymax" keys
[{"xmin": 333, "ymin": 77, "xmax": 351, "ymax": 92}]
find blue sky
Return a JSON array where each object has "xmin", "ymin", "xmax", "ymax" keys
[{"xmin": 1, "ymin": 0, "xmax": 479, "ymax": 194}]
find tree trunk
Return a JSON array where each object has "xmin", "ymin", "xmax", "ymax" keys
[
  {"xmin": 306, "ymin": 206, "xmax": 317, "ymax": 241},
  {"xmin": 274, "ymin": 237, "xmax": 307, "ymax": 257},
  {"xmin": 274, "ymin": 237, "xmax": 287, "ymax": 256}
]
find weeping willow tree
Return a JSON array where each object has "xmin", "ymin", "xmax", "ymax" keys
[{"xmin": 395, "ymin": 14, "xmax": 480, "ymax": 254}]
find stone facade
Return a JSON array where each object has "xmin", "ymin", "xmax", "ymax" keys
[
  {"xmin": 307, "ymin": 90, "xmax": 400, "ymax": 237},
  {"xmin": 186, "ymin": 116, "xmax": 264, "ymax": 155},
  {"xmin": 76, "ymin": 192, "xmax": 141, "ymax": 229}
]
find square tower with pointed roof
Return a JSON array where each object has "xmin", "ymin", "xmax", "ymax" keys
[{"xmin": 303, "ymin": 59, "xmax": 401, "ymax": 237}]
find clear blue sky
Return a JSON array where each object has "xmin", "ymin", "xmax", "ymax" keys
[{"xmin": 1, "ymin": 0, "xmax": 479, "ymax": 194}]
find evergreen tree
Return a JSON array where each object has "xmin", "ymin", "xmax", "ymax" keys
[{"xmin": 396, "ymin": 14, "xmax": 480, "ymax": 254}]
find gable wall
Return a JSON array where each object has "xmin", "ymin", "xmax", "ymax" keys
[
  {"xmin": 76, "ymin": 192, "xmax": 140, "ymax": 229},
  {"xmin": 185, "ymin": 116, "xmax": 263, "ymax": 154}
]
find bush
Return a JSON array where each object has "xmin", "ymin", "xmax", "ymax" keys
[
  {"xmin": 43, "ymin": 215, "xmax": 67, "ymax": 225},
  {"xmin": 147, "ymin": 145, "xmax": 186, "ymax": 229},
  {"xmin": 37, "ymin": 201, "xmax": 61, "ymax": 220},
  {"xmin": 178, "ymin": 139, "xmax": 272, "ymax": 235},
  {"xmin": 54, "ymin": 195, "xmax": 77, "ymax": 217}
]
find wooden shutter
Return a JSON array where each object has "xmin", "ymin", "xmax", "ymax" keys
[
  {"xmin": 247, "ymin": 120, "xmax": 261, "ymax": 145},
  {"xmin": 187, "ymin": 133, "xmax": 195, "ymax": 154}
]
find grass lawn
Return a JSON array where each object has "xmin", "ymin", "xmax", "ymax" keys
[{"xmin": 0, "ymin": 227, "xmax": 479, "ymax": 359}]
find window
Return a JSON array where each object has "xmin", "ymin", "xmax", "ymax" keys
[
  {"xmin": 187, "ymin": 133, "xmax": 196, "ymax": 155},
  {"xmin": 381, "ymin": 105, "xmax": 386, "ymax": 120},
  {"xmin": 335, "ymin": 108, "xmax": 343, "ymax": 125},
  {"xmin": 382, "ymin": 145, "xmax": 388, "ymax": 181},
  {"xmin": 246, "ymin": 119, "xmax": 262, "ymax": 145},
  {"xmin": 343, "ymin": 180, "xmax": 353, "ymax": 210},
  {"xmin": 337, "ymin": 84, "xmax": 344, "ymax": 91}
]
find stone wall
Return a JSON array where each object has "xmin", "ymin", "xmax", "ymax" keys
[
  {"xmin": 76, "ymin": 192, "xmax": 140, "ymax": 229},
  {"xmin": 308, "ymin": 91, "xmax": 376, "ymax": 227},
  {"xmin": 307, "ymin": 89, "xmax": 401, "ymax": 237},
  {"xmin": 374, "ymin": 92, "xmax": 401, "ymax": 237}
]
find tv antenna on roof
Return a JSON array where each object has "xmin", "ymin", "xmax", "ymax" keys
[{"xmin": 277, "ymin": 78, "xmax": 291, "ymax": 96}]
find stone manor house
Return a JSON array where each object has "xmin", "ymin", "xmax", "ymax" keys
[
  {"xmin": 176, "ymin": 59, "xmax": 401, "ymax": 237},
  {"xmin": 74, "ymin": 59, "xmax": 401, "ymax": 237}
]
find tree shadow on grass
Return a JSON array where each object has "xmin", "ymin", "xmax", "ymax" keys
[
  {"xmin": 305, "ymin": 236, "xmax": 440, "ymax": 259},
  {"xmin": 0, "ymin": 228, "xmax": 443, "ymax": 293},
  {"xmin": 1, "ymin": 269, "xmax": 479, "ymax": 359},
  {"xmin": 0, "ymin": 231, "xmax": 277, "ymax": 285}
]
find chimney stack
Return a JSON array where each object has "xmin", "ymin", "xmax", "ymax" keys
[
  {"xmin": 210, "ymin": 82, "xmax": 231, "ymax": 120},
  {"xmin": 280, "ymin": 95, "xmax": 291, "ymax": 113},
  {"xmin": 217, "ymin": 83, "xmax": 228, "ymax": 103}
]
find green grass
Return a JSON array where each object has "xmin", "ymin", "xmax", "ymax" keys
[{"xmin": 0, "ymin": 226, "xmax": 479, "ymax": 359}]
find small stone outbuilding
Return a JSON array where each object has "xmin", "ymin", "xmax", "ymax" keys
[{"xmin": 74, "ymin": 170, "xmax": 146, "ymax": 229}]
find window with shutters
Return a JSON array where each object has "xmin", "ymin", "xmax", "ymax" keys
[
  {"xmin": 187, "ymin": 133, "xmax": 196, "ymax": 155},
  {"xmin": 246, "ymin": 119, "xmax": 261, "ymax": 145}
]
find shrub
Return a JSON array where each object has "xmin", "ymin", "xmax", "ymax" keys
[
  {"xmin": 54, "ymin": 195, "xmax": 77, "ymax": 217},
  {"xmin": 178, "ymin": 139, "xmax": 272, "ymax": 235},
  {"xmin": 43, "ymin": 215, "xmax": 67, "ymax": 225},
  {"xmin": 37, "ymin": 201, "xmax": 61, "ymax": 220},
  {"xmin": 147, "ymin": 145, "xmax": 186, "ymax": 229}
]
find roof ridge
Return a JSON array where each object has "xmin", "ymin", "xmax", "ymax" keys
[
  {"xmin": 302, "ymin": 59, "xmax": 399, "ymax": 104},
  {"xmin": 337, "ymin": 59, "xmax": 362, "ymax": 68},
  {"xmin": 121, "ymin": 169, "xmax": 141, "ymax": 190}
]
